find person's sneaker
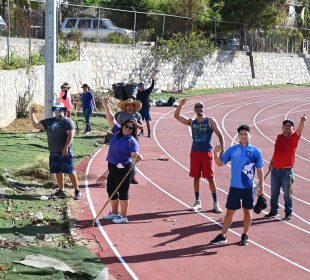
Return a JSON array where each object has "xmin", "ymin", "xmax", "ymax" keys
[
  {"xmin": 53, "ymin": 189, "xmax": 67, "ymax": 198},
  {"xmin": 74, "ymin": 189, "xmax": 81, "ymax": 200},
  {"xmin": 104, "ymin": 211, "xmax": 120, "ymax": 220},
  {"xmin": 190, "ymin": 200, "xmax": 202, "ymax": 211},
  {"xmin": 240, "ymin": 233, "xmax": 249, "ymax": 246},
  {"xmin": 147, "ymin": 133, "xmax": 152, "ymax": 138},
  {"xmin": 112, "ymin": 215, "xmax": 128, "ymax": 224},
  {"xmin": 138, "ymin": 130, "xmax": 144, "ymax": 136},
  {"xmin": 213, "ymin": 201, "xmax": 223, "ymax": 213},
  {"xmin": 283, "ymin": 213, "xmax": 292, "ymax": 221},
  {"xmin": 264, "ymin": 211, "xmax": 278, "ymax": 218},
  {"xmin": 131, "ymin": 176, "xmax": 139, "ymax": 184},
  {"xmin": 210, "ymin": 234, "xmax": 227, "ymax": 245}
]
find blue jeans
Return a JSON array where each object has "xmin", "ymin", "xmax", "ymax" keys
[
  {"xmin": 270, "ymin": 168, "xmax": 294, "ymax": 215},
  {"xmin": 84, "ymin": 108, "xmax": 93, "ymax": 132}
]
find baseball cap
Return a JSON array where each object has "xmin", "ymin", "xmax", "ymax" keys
[{"xmin": 282, "ymin": 119, "xmax": 294, "ymax": 127}]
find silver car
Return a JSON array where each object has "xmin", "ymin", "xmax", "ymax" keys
[
  {"xmin": 61, "ymin": 17, "xmax": 135, "ymax": 39},
  {"xmin": 0, "ymin": 16, "xmax": 7, "ymax": 31}
]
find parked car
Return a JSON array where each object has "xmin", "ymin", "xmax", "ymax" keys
[
  {"xmin": 215, "ymin": 37, "xmax": 249, "ymax": 51},
  {"xmin": 0, "ymin": 15, "xmax": 7, "ymax": 31},
  {"xmin": 61, "ymin": 18, "xmax": 136, "ymax": 40}
]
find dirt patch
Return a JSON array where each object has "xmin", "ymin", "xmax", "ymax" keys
[{"xmin": 0, "ymin": 104, "xmax": 44, "ymax": 133}]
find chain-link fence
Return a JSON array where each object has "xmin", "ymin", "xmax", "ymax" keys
[
  {"xmin": 1, "ymin": 0, "xmax": 310, "ymax": 66},
  {"xmin": 205, "ymin": 19, "xmax": 310, "ymax": 54}
]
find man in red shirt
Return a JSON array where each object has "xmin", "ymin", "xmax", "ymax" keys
[{"xmin": 265, "ymin": 114, "xmax": 307, "ymax": 221}]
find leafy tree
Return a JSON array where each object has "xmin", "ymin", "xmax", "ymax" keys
[
  {"xmin": 155, "ymin": 31, "xmax": 214, "ymax": 92},
  {"xmin": 202, "ymin": 0, "xmax": 286, "ymax": 48}
]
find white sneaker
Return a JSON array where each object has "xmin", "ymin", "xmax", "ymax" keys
[
  {"xmin": 103, "ymin": 211, "xmax": 120, "ymax": 220},
  {"xmin": 112, "ymin": 215, "xmax": 128, "ymax": 224},
  {"xmin": 190, "ymin": 200, "xmax": 202, "ymax": 211},
  {"xmin": 213, "ymin": 201, "xmax": 223, "ymax": 213}
]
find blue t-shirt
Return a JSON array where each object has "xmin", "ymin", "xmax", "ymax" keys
[
  {"xmin": 81, "ymin": 91, "xmax": 94, "ymax": 111},
  {"xmin": 220, "ymin": 144, "xmax": 264, "ymax": 189},
  {"xmin": 191, "ymin": 118, "xmax": 213, "ymax": 152},
  {"xmin": 106, "ymin": 124, "xmax": 140, "ymax": 165}
]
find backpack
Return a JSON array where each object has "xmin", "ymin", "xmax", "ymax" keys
[{"xmin": 167, "ymin": 96, "xmax": 176, "ymax": 106}]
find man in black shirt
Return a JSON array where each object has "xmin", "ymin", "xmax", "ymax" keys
[{"xmin": 136, "ymin": 76, "xmax": 155, "ymax": 137}]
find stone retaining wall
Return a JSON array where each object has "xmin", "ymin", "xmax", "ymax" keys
[{"xmin": 1, "ymin": 38, "xmax": 310, "ymax": 127}]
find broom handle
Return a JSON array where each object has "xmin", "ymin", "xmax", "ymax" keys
[{"xmin": 92, "ymin": 162, "xmax": 136, "ymax": 225}]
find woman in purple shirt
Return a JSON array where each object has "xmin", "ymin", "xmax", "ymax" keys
[{"xmin": 101, "ymin": 97, "xmax": 143, "ymax": 224}]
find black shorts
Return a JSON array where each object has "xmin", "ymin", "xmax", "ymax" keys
[
  {"xmin": 226, "ymin": 187, "xmax": 255, "ymax": 210},
  {"xmin": 107, "ymin": 163, "xmax": 134, "ymax": 200}
]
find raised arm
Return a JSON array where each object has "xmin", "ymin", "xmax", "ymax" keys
[
  {"xmin": 102, "ymin": 97, "xmax": 117, "ymax": 128},
  {"xmin": 29, "ymin": 107, "xmax": 45, "ymax": 131},
  {"xmin": 174, "ymin": 98, "xmax": 191, "ymax": 125},
  {"xmin": 295, "ymin": 113, "xmax": 307, "ymax": 136}
]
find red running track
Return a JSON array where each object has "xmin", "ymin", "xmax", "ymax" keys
[{"xmin": 72, "ymin": 87, "xmax": 310, "ymax": 280}]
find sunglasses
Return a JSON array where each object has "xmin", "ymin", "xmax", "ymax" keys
[
  {"xmin": 124, "ymin": 124, "xmax": 133, "ymax": 131},
  {"xmin": 54, "ymin": 107, "xmax": 65, "ymax": 111}
]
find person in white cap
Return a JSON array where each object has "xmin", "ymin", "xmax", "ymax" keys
[{"xmin": 29, "ymin": 102, "xmax": 81, "ymax": 200}]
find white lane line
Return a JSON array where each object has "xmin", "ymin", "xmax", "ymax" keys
[
  {"xmin": 221, "ymin": 99, "xmax": 310, "ymax": 220},
  {"xmin": 136, "ymin": 166, "xmax": 310, "ymax": 273},
  {"xmin": 285, "ymin": 104, "xmax": 310, "ymax": 144},
  {"xmin": 84, "ymin": 149, "xmax": 139, "ymax": 280},
  {"xmin": 253, "ymin": 100, "xmax": 310, "ymax": 162},
  {"xmin": 152, "ymin": 99, "xmax": 310, "ymax": 232}
]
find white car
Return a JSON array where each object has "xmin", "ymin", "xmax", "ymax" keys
[
  {"xmin": 0, "ymin": 16, "xmax": 7, "ymax": 31},
  {"xmin": 61, "ymin": 18, "xmax": 135, "ymax": 39}
]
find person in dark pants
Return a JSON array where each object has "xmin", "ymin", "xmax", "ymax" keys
[
  {"xmin": 29, "ymin": 101, "xmax": 81, "ymax": 200},
  {"xmin": 265, "ymin": 114, "xmax": 307, "ymax": 221},
  {"xmin": 78, "ymin": 83, "xmax": 97, "ymax": 134},
  {"xmin": 136, "ymin": 76, "xmax": 155, "ymax": 137},
  {"xmin": 102, "ymin": 97, "xmax": 143, "ymax": 224}
]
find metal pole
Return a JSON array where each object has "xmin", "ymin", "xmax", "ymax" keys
[
  {"xmin": 162, "ymin": 14, "xmax": 165, "ymax": 38},
  {"xmin": 28, "ymin": 6, "xmax": 32, "ymax": 64},
  {"xmin": 44, "ymin": 0, "xmax": 57, "ymax": 118},
  {"xmin": 6, "ymin": 0, "xmax": 11, "ymax": 63},
  {"xmin": 96, "ymin": 8, "xmax": 100, "ymax": 43},
  {"xmin": 56, "ymin": 1, "xmax": 59, "ymax": 63},
  {"xmin": 131, "ymin": 7, "xmax": 136, "ymax": 46},
  {"xmin": 214, "ymin": 19, "xmax": 217, "ymax": 46}
]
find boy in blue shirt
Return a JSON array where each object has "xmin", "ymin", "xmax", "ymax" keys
[{"xmin": 211, "ymin": 125, "xmax": 264, "ymax": 246}]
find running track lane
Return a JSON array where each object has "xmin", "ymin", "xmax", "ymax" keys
[{"xmin": 71, "ymin": 87, "xmax": 310, "ymax": 280}]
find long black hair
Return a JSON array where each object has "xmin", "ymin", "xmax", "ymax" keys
[{"xmin": 118, "ymin": 119, "xmax": 138, "ymax": 140}]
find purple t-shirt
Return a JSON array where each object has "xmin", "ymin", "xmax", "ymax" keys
[{"xmin": 106, "ymin": 124, "xmax": 140, "ymax": 165}]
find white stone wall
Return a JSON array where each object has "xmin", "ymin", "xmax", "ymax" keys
[{"xmin": 1, "ymin": 39, "xmax": 310, "ymax": 128}]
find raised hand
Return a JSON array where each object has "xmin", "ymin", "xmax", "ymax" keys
[
  {"xmin": 300, "ymin": 113, "xmax": 307, "ymax": 122},
  {"xmin": 179, "ymin": 98, "xmax": 188, "ymax": 107}
]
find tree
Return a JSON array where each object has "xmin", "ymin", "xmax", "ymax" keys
[
  {"xmin": 202, "ymin": 0, "xmax": 286, "ymax": 49},
  {"xmin": 155, "ymin": 31, "xmax": 214, "ymax": 92}
]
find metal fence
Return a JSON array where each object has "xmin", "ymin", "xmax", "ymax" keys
[{"xmin": 1, "ymin": 0, "xmax": 310, "ymax": 66}]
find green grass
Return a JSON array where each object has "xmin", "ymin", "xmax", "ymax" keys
[
  {"xmin": 151, "ymin": 83, "xmax": 302, "ymax": 101},
  {"xmin": 0, "ymin": 116, "xmax": 108, "ymax": 170}
]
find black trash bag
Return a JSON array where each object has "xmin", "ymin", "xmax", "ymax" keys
[
  {"xmin": 124, "ymin": 83, "xmax": 138, "ymax": 99},
  {"xmin": 112, "ymin": 83, "xmax": 126, "ymax": 100},
  {"xmin": 168, "ymin": 96, "xmax": 176, "ymax": 106}
]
